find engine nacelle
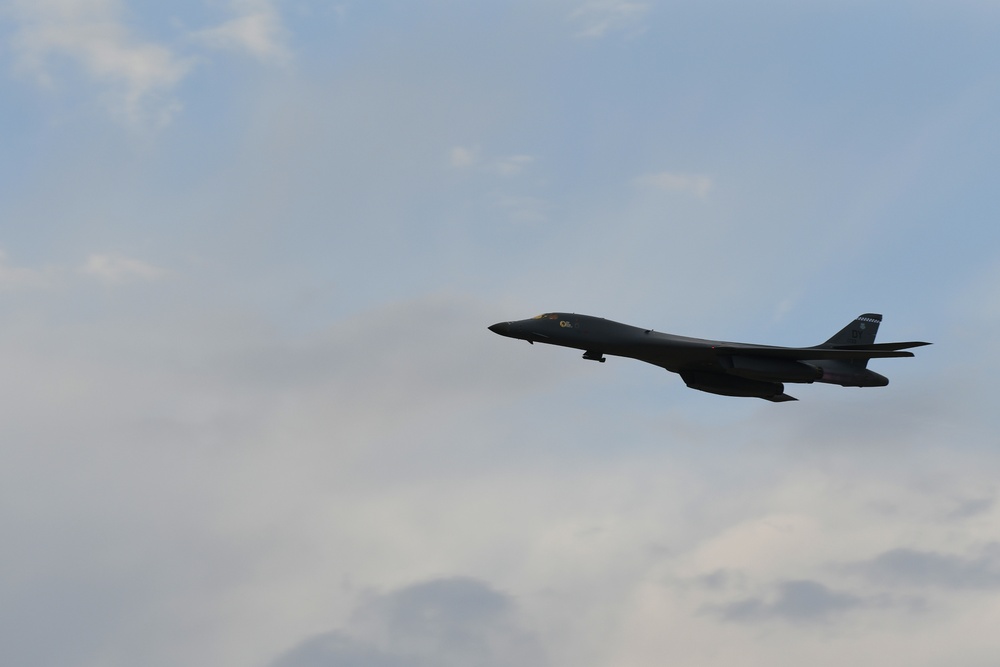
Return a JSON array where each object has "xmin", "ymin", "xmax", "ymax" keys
[
  {"xmin": 721, "ymin": 355, "xmax": 823, "ymax": 383},
  {"xmin": 814, "ymin": 361, "xmax": 890, "ymax": 387},
  {"xmin": 680, "ymin": 370, "xmax": 786, "ymax": 399}
]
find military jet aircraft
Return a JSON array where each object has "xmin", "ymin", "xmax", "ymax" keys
[{"xmin": 488, "ymin": 313, "xmax": 929, "ymax": 402}]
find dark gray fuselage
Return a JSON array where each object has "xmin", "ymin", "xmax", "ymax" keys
[{"xmin": 487, "ymin": 312, "xmax": 927, "ymax": 402}]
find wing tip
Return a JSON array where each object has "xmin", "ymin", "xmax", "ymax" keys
[{"xmin": 832, "ymin": 341, "xmax": 932, "ymax": 351}]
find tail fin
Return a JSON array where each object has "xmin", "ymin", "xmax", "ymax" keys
[{"xmin": 821, "ymin": 314, "xmax": 881, "ymax": 368}]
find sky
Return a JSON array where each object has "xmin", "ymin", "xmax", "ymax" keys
[{"xmin": 2, "ymin": 1, "xmax": 1000, "ymax": 665}]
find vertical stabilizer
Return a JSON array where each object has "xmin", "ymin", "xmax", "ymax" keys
[{"xmin": 821, "ymin": 313, "xmax": 881, "ymax": 368}]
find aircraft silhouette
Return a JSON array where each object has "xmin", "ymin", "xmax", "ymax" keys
[{"xmin": 489, "ymin": 313, "xmax": 929, "ymax": 402}]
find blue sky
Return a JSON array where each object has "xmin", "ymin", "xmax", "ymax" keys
[{"xmin": 3, "ymin": 2, "xmax": 1000, "ymax": 666}]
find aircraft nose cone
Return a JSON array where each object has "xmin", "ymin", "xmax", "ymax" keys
[{"xmin": 488, "ymin": 322, "xmax": 511, "ymax": 335}]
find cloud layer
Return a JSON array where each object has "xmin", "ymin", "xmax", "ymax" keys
[
  {"xmin": 4, "ymin": 2, "xmax": 1000, "ymax": 666},
  {"xmin": 5, "ymin": 0, "xmax": 291, "ymax": 127}
]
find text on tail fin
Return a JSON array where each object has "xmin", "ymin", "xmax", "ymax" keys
[{"xmin": 822, "ymin": 314, "xmax": 882, "ymax": 365}]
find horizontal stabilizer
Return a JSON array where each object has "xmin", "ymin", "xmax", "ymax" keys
[
  {"xmin": 713, "ymin": 346, "xmax": 915, "ymax": 360},
  {"xmin": 832, "ymin": 341, "xmax": 932, "ymax": 351}
]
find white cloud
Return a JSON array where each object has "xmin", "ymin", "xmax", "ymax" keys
[
  {"xmin": 82, "ymin": 253, "xmax": 166, "ymax": 283},
  {"xmin": 637, "ymin": 171, "xmax": 713, "ymax": 197},
  {"xmin": 193, "ymin": 0, "xmax": 291, "ymax": 64},
  {"xmin": 495, "ymin": 154, "xmax": 535, "ymax": 177},
  {"xmin": 571, "ymin": 0, "xmax": 649, "ymax": 39},
  {"xmin": 449, "ymin": 145, "xmax": 480, "ymax": 168},
  {"xmin": 7, "ymin": 0, "xmax": 193, "ymax": 128},
  {"xmin": 449, "ymin": 146, "xmax": 536, "ymax": 176}
]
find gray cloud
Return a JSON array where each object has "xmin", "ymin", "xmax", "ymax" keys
[
  {"xmin": 270, "ymin": 578, "xmax": 546, "ymax": 667},
  {"xmin": 694, "ymin": 569, "xmax": 745, "ymax": 591},
  {"xmin": 719, "ymin": 580, "xmax": 864, "ymax": 623},
  {"xmin": 847, "ymin": 547, "xmax": 1000, "ymax": 590},
  {"xmin": 948, "ymin": 497, "xmax": 995, "ymax": 520},
  {"xmin": 270, "ymin": 633, "xmax": 408, "ymax": 667}
]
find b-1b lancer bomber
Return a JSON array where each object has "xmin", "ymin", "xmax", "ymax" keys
[{"xmin": 488, "ymin": 313, "xmax": 929, "ymax": 402}]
